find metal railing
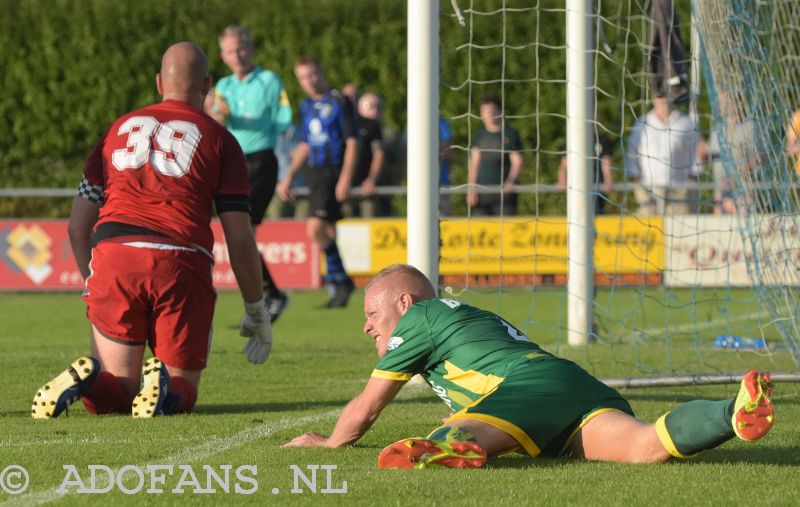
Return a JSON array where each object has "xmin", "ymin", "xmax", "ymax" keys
[{"xmin": 0, "ymin": 181, "xmax": 744, "ymax": 198}]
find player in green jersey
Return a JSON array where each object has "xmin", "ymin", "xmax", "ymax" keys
[{"xmin": 284, "ymin": 264, "xmax": 775, "ymax": 468}]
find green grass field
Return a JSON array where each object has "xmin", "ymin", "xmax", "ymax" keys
[{"xmin": 1, "ymin": 289, "xmax": 799, "ymax": 506}]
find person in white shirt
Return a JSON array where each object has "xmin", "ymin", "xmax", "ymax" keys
[{"xmin": 625, "ymin": 96, "xmax": 704, "ymax": 215}]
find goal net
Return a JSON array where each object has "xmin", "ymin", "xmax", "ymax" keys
[
  {"xmin": 431, "ymin": 0, "xmax": 800, "ymax": 382},
  {"xmin": 693, "ymin": 0, "xmax": 800, "ymax": 365}
]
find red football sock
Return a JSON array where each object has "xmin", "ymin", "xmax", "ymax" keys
[
  {"xmin": 81, "ymin": 371, "xmax": 133, "ymax": 415},
  {"xmin": 169, "ymin": 376, "xmax": 198, "ymax": 413}
]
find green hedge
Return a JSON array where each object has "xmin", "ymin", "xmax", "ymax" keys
[{"xmin": 0, "ymin": 0, "xmax": 700, "ymax": 217}]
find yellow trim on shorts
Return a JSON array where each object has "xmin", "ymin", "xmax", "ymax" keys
[
  {"xmin": 448, "ymin": 411, "xmax": 542, "ymax": 457},
  {"xmin": 562, "ymin": 407, "xmax": 625, "ymax": 450},
  {"xmin": 370, "ymin": 369, "xmax": 414, "ymax": 381},
  {"xmin": 655, "ymin": 412, "xmax": 698, "ymax": 460}
]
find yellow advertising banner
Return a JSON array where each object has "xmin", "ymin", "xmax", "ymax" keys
[{"xmin": 351, "ymin": 216, "xmax": 664, "ymax": 275}]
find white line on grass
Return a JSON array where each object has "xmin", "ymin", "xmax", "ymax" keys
[
  {"xmin": 625, "ymin": 311, "xmax": 764, "ymax": 342},
  {"xmin": 2, "ymin": 408, "xmax": 341, "ymax": 507}
]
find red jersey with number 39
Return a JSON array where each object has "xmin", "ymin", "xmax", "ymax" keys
[{"xmin": 83, "ymin": 99, "xmax": 249, "ymax": 253}]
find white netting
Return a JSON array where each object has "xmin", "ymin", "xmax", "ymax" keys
[
  {"xmin": 693, "ymin": 0, "xmax": 800, "ymax": 364},
  {"xmin": 434, "ymin": 0, "xmax": 800, "ymax": 377}
]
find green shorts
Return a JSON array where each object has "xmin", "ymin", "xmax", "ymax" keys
[{"xmin": 448, "ymin": 355, "xmax": 633, "ymax": 457}]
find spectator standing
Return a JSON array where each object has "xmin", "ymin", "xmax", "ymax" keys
[
  {"xmin": 707, "ymin": 94, "xmax": 761, "ymax": 215},
  {"xmin": 625, "ymin": 96, "xmax": 703, "ymax": 215},
  {"xmin": 205, "ymin": 25, "xmax": 291, "ymax": 322},
  {"xmin": 557, "ymin": 136, "xmax": 615, "ymax": 215},
  {"xmin": 277, "ymin": 57, "xmax": 357, "ymax": 308},
  {"xmin": 649, "ymin": 0, "xmax": 689, "ymax": 103},
  {"xmin": 467, "ymin": 95, "xmax": 524, "ymax": 216},
  {"xmin": 344, "ymin": 92, "xmax": 387, "ymax": 217},
  {"xmin": 32, "ymin": 42, "xmax": 272, "ymax": 420}
]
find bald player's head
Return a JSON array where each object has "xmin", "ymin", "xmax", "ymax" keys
[
  {"xmin": 365, "ymin": 264, "xmax": 437, "ymax": 302},
  {"xmin": 156, "ymin": 42, "xmax": 211, "ymax": 109}
]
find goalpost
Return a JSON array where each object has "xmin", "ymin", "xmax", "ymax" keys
[
  {"xmin": 407, "ymin": 0, "xmax": 800, "ymax": 385},
  {"xmin": 407, "ymin": 0, "xmax": 440, "ymax": 283},
  {"xmin": 565, "ymin": 0, "xmax": 595, "ymax": 347}
]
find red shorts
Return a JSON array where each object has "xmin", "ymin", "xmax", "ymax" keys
[{"xmin": 84, "ymin": 240, "xmax": 216, "ymax": 370}]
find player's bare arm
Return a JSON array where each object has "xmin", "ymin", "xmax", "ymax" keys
[
  {"xmin": 67, "ymin": 197, "xmax": 100, "ymax": 280},
  {"xmin": 361, "ymin": 141, "xmax": 385, "ymax": 197},
  {"xmin": 601, "ymin": 155, "xmax": 614, "ymax": 193},
  {"xmin": 283, "ymin": 377, "xmax": 405, "ymax": 448},
  {"xmin": 335, "ymin": 137, "xmax": 358, "ymax": 202},
  {"xmin": 467, "ymin": 147, "xmax": 481, "ymax": 207},
  {"xmin": 220, "ymin": 210, "xmax": 273, "ymax": 364},
  {"xmin": 503, "ymin": 151, "xmax": 523, "ymax": 191}
]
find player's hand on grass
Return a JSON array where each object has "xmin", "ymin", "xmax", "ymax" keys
[
  {"xmin": 240, "ymin": 297, "xmax": 272, "ymax": 364},
  {"xmin": 282, "ymin": 432, "xmax": 329, "ymax": 447}
]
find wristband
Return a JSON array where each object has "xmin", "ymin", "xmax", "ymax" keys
[{"xmin": 244, "ymin": 296, "xmax": 267, "ymax": 317}]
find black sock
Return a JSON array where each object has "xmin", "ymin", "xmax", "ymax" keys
[{"xmin": 261, "ymin": 260, "xmax": 280, "ymax": 298}]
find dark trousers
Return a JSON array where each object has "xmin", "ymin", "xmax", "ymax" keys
[{"xmin": 648, "ymin": 0, "xmax": 688, "ymax": 96}]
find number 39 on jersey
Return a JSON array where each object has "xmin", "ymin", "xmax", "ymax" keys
[{"xmin": 111, "ymin": 116, "xmax": 202, "ymax": 177}]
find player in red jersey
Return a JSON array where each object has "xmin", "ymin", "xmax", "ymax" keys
[{"xmin": 32, "ymin": 42, "xmax": 272, "ymax": 419}]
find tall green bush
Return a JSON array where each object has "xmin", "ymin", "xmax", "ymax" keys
[{"xmin": 0, "ymin": 0, "xmax": 700, "ymax": 217}]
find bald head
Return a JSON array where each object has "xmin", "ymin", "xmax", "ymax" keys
[
  {"xmin": 358, "ymin": 93, "xmax": 381, "ymax": 120},
  {"xmin": 363, "ymin": 265, "xmax": 437, "ymax": 356},
  {"xmin": 365, "ymin": 264, "xmax": 437, "ymax": 301},
  {"xmin": 157, "ymin": 42, "xmax": 211, "ymax": 109}
]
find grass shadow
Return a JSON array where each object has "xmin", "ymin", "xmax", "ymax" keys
[
  {"xmin": 695, "ymin": 445, "xmax": 800, "ymax": 466},
  {"xmin": 483, "ymin": 445, "xmax": 800, "ymax": 469},
  {"xmin": 484, "ymin": 455, "xmax": 564, "ymax": 470},
  {"xmin": 197, "ymin": 395, "xmax": 439, "ymax": 415}
]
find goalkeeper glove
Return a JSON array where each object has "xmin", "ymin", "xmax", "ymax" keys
[{"xmin": 239, "ymin": 297, "xmax": 272, "ymax": 364}]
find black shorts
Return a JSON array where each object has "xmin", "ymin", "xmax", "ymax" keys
[
  {"xmin": 246, "ymin": 149, "xmax": 279, "ymax": 225},
  {"xmin": 307, "ymin": 165, "xmax": 343, "ymax": 222}
]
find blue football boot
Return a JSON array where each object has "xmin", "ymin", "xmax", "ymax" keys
[
  {"xmin": 32, "ymin": 356, "xmax": 100, "ymax": 419},
  {"xmin": 132, "ymin": 357, "xmax": 173, "ymax": 418}
]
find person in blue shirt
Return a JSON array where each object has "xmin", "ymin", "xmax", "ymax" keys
[
  {"xmin": 277, "ymin": 57, "xmax": 357, "ymax": 308},
  {"xmin": 205, "ymin": 25, "xmax": 292, "ymax": 322}
]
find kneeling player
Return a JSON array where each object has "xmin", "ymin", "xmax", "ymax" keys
[{"xmin": 31, "ymin": 41, "xmax": 272, "ymax": 420}]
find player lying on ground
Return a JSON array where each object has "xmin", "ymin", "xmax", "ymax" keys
[
  {"xmin": 31, "ymin": 42, "xmax": 272, "ymax": 420},
  {"xmin": 284, "ymin": 264, "xmax": 775, "ymax": 468}
]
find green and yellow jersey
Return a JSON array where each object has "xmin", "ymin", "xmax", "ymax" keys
[
  {"xmin": 371, "ymin": 298, "xmax": 633, "ymax": 456},
  {"xmin": 372, "ymin": 298, "xmax": 549, "ymax": 412}
]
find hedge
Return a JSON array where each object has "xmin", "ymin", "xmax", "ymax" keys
[{"xmin": 0, "ymin": 0, "xmax": 701, "ymax": 217}]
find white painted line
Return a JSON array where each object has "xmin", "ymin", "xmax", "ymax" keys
[
  {"xmin": 2, "ymin": 408, "xmax": 341, "ymax": 507},
  {"xmin": 625, "ymin": 311, "xmax": 764, "ymax": 341}
]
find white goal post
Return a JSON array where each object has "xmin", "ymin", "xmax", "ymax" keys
[
  {"xmin": 406, "ymin": 0, "xmax": 594, "ymax": 345},
  {"xmin": 406, "ymin": 0, "xmax": 441, "ymax": 284},
  {"xmin": 566, "ymin": 0, "xmax": 595, "ymax": 347}
]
